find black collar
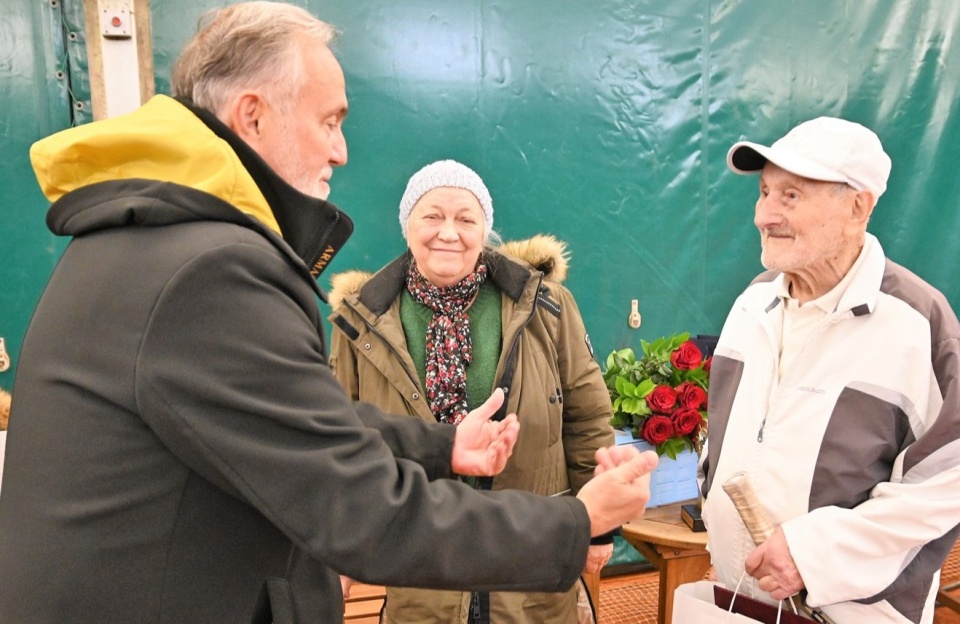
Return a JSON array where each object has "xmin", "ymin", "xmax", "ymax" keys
[{"xmin": 179, "ymin": 98, "xmax": 354, "ymax": 280}]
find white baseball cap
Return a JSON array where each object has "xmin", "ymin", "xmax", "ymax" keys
[{"xmin": 727, "ymin": 116, "xmax": 892, "ymax": 199}]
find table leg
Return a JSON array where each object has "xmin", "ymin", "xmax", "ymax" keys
[{"xmin": 659, "ymin": 550, "xmax": 712, "ymax": 624}]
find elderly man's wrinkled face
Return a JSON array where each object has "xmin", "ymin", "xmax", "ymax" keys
[
  {"xmin": 406, "ymin": 187, "xmax": 486, "ymax": 287},
  {"xmin": 754, "ymin": 163, "xmax": 860, "ymax": 276},
  {"xmin": 257, "ymin": 43, "xmax": 348, "ymax": 199}
]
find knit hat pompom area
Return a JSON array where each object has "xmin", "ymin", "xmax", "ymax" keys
[{"xmin": 398, "ymin": 160, "xmax": 493, "ymax": 238}]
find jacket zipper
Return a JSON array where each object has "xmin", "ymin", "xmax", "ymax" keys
[
  {"xmin": 305, "ymin": 211, "xmax": 339, "ymax": 270},
  {"xmin": 492, "ymin": 275, "xmax": 544, "ymax": 399}
]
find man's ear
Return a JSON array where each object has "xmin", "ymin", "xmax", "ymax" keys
[
  {"xmin": 223, "ymin": 91, "xmax": 266, "ymax": 145},
  {"xmin": 851, "ymin": 190, "xmax": 876, "ymax": 225}
]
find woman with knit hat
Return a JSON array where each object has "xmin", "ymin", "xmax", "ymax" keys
[{"xmin": 328, "ymin": 160, "xmax": 615, "ymax": 624}]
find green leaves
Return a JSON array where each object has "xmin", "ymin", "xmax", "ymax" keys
[
  {"xmin": 640, "ymin": 332, "xmax": 690, "ymax": 361},
  {"xmin": 659, "ymin": 436, "xmax": 691, "ymax": 460}
]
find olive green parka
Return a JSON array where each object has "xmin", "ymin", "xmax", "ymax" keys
[{"xmin": 328, "ymin": 235, "xmax": 614, "ymax": 624}]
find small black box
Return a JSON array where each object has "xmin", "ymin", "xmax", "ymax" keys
[{"xmin": 681, "ymin": 503, "xmax": 706, "ymax": 532}]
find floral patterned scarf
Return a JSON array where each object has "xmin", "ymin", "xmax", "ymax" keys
[{"xmin": 405, "ymin": 260, "xmax": 488, "ymax": 425}]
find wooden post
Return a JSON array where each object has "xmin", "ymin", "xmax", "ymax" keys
[{"xmin": 83, "ymin": 0, "xmax": 154, "ymax": 120}]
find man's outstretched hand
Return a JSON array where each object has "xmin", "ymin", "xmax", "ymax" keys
[
  {"xmin": 577, "ymin": 446, "xmax": 658, "ymax": 536},
  {"xmin": 592, "ymin": 444, "xmax": 651, "ymax": 476},
  {"xmin": 451, "ymin": 388, "xmax": 520, "ymax": 476}
]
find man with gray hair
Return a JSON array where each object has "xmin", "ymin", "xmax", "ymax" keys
[
  {"xmin": 700, "ymin": 116, "xmax": 960, "ymax": 623},
  {"xmin": 0, "ymin": 3, "xmax": 657, "ymax": 623}
]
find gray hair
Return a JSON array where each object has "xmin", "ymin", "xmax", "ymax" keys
[
  {"xmin": 171, "ymin": 2, "xmax": 338, "ymax": 117},
  {"xmin": 829, "ymin": 181, "xmax": 856, "ymax": 197}
]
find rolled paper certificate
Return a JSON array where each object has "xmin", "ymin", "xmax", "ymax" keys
[
  {"xmin": 721, "ymin": 472, "xmax": 839, "ymax": 624},
  {"xmin": 722, "ymin": 471, "xmax": 774, "ymax": 545}
]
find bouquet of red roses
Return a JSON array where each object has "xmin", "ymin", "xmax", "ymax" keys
[{"xmin": 602, "ymin": 333, "xmax": 710, "ymax": 459}]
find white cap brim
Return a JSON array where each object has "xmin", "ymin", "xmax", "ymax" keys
[{"xmin": 726, "ymin": 141, "xmax": 850, "ymax": 185}]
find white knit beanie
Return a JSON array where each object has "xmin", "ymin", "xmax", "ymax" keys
[{"xmin": 398, "ymin": 160, "xmax": 494, "ymax": 238}]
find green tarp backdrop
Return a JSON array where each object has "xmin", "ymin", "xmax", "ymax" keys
[{"xmin": 3, "ymin": 1, "xmax": 960, "ymax": 393}]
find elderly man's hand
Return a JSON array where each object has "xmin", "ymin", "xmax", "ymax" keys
[
  {"xmin": 451, "ymin": 388, "xmax": 519, "ymax": 476},
  {"xmin": 745, "ymin": 526, "xmax": 805, "ymax": 599}
]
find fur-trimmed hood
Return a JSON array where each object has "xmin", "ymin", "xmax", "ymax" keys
[
  {"xmin": 0, "ymin": 388, "xmax": 9, "ymax": 431},
  {"xmin": 328, "ymin": 234, "xmax": 569, "ymax": 310}
]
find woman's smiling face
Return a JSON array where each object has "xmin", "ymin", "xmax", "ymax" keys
[{"xmin": 406, "ymin": 187, "xmax": 486, "ymax": 287}]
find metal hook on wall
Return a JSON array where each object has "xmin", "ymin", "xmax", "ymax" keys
[{"xmin": 627, "ymin": 299, "xmax": 642, "ymax": 329}]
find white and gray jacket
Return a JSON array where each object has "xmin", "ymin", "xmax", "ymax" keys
[{"xmin": 701, "ymin": 234, "xmax": 960, "ymax": 624}]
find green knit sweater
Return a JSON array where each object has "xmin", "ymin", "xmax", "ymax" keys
[{"xmin": 400, "ymin": 280, "xmax": 503, "ymax": 414}]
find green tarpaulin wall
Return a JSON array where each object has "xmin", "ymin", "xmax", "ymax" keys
[{"xmin": 5, "ymin": 1, "xmax": 959, "ymax": 390}]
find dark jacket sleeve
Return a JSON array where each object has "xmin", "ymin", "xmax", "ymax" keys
[
  {"xmin": 327, "ymin": 310, "xmax": 454, "ymax": 479},
  {"xmin": 352, "ymin": 401, "xmax": 455, "ymax": 481},
  {"xmin": 135, "ymin": 241, "xmax": 590, "ymax": 592}
]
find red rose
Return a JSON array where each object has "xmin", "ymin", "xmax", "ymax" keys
[
  {"xmin": 641, "ymin": 415, "xmax": 674, "ymax": 445},
  {"xmin": 672, "ymin": 407, "xmax": 703, "ymax": 436},
  {"xmin": 703, "ymin": 355, "xmax": 713, "ymax": 373},
  {"xmin": 670, "ymin": 340, "xmax": 703, "ymax": 370},
  {"xmin": 645, "ymin": 384, "xmax": 678, "ymax": 414},
  {"xmin": 676, "ymin": 381, "xmax": 707, "ymax": 410}
]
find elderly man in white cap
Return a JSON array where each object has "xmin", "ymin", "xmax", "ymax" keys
[
  {"xmin": 699, "ymin": 117, "xmax": 960, "ymax": 623},
  {"xmin": 327, "ymin": 159, "xmax": 617, "ymax": 624}
]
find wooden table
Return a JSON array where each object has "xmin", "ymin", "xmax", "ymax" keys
[{"xmin": 622, "ymin": 500, "xmax": 710, "ymax": 624}]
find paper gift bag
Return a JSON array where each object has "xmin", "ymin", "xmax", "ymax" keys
[
  {"xmin": 714, "ymin": 585, "xmax": 816, "ymax": 624},
  {"xmin": 672, "ymin": 580, "xmax": 814, "ymax": 624}
]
